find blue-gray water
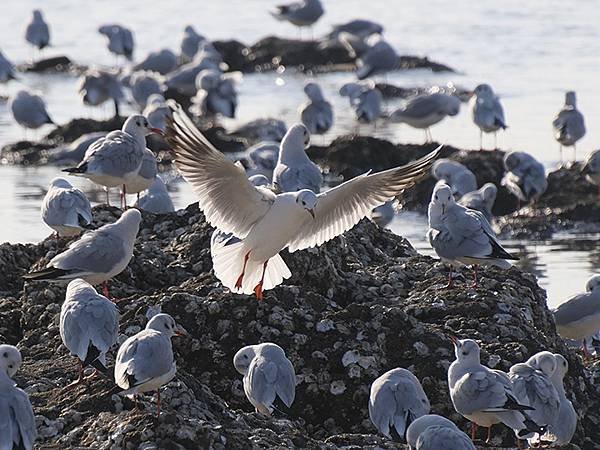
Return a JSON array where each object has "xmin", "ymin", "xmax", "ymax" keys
[{"xmin": 0, "ymin": 0, "xmax": 598, "ymax": 307}]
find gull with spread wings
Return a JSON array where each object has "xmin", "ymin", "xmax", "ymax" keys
[{"xmin": 165, "ymin": 104, "xmax": 440, "ymax": 299}]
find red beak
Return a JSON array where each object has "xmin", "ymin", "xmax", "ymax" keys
[{"xmin": 150, "ymin": 127, "xmax": 164, "ymax": 136}]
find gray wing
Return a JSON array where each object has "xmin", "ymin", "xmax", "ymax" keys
[
  {"xmin": 245, "ymin": 350, "xmax": 296, "ymax": 410},
  {"xmin": 116, "ymin": 331, "xmax": 173, "ymax": 388},
  {"xmin": 86, "ymin": 132, "xmax": 144, "ymax": 177},
  {"xmin": 416, "ymin": 426, "xmax": 475, "ymax": 450},
  {"xmin": 138, "ymin": 150, "xmax": 158, "ymax": 180},
  {"xmin": 452, "ymin": 369, "xmax": 513, "ymax": 415},
  {"xmin": 49, "ymin": 229, "xmax": 127, "ymax": 275},
  {"xmin": 509, "ymin": 364, "xmax": 559, "ymax": 426},
  {"xmin": 453, "ymin": 170, "xmax": 477, "ymax": 197},
  {"xmin": 356, "ymin": 89, "xmax": 382, "ymax": 122},
  {"xmin": 0, "ymin": 388, "xmax": 37, "ymax": 450},
  {"xmin": 441, "ymin": 206, "xmax": 494, "ymax": 258},
  {"xmin": 274, "ymin": 161, "xmax": 323, "ymax": 193},
  {"xmin": 43, "ymin": 187, "xmax": 92, "ymax": 227},
  {"xmin": 401, "ymin": 95, "xmax": 446, "ymax": 119},
  {"xmin": 554, "ymin": 291, "xmax": 600, "ymax": 326},
  {"xmin": 301, "ymin": 102, "xmax": 333, "ymax": 134},
  {"xmin": 357, "ymin": 40, "xmax": 397, "ymax": 79}
]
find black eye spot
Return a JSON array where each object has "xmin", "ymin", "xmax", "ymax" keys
[
  {"xmin": 435, "ymin": 195, "xmax": 438, "ymax": 200},
  {"xmin": 8, "ymin": 364, "xmax": 13, "ymax": 369},
  {"xmin": 462, "ymin": 351, "xmax": 469, "ymax": 356},
  {"xmin": 2, "ymin": 353, "xmax": 7, "ymax": 358}
]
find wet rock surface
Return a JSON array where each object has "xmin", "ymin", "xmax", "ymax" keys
[
  {"xmin": 17, "ymin": 55, "xmax": 86, "ymax": 74},
  {"xmin": 0, "ymin": 204, "xmax": 597, "ymax": 448}
]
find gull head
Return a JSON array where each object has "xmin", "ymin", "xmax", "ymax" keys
[
  {"xmin": 552, "ymin": 353, "xmax": 569, "ymax": 380},
  {"xmin": 473, "ymin": 83, "xmax": 494, "ymax": 98},
  {"xmin": 451, "ymin": 337, "xmax": 480, "ymax": 365},
  {"xmin": 339, "ymin": 82, "xmax": 362, "ymax": 99},
  {"xmin": 295, "ymin": 189, "xmax": 318, "ymax": 219},
  {"xmin": 304, "ymin": 82, "xmax": 325, "ymax": 102},
  {"xmin": 503, "ymin": 151, "xmax": 522, "ymax": 171},
  {"xmin": 233, "ymin": 345, "xmax": 257, "ymax": 375},
  {"xmin": 586, "ymin": 274, "xmax": 600, "ymax": 292},
  {"xmin": 66, "ymin": 278, "xmax": 98, "ymax": 300},
  {"xmin": 49, "ymin": 177, "xmax": 74, "ymax": 190},
  {"xmin": 430, "ymin": 182, "xmax": 454, "ymax": 215},
  {"xmin": 0, "ymin": 344, "xmax": 22, "ymax": 378},
  {"xmin": 565, "ymin": 91, "xmax": 577, "ymax": 108},
  {"xmin": 283, "ymin": 123, "xmax": 311, "ymax": 150},
  {"xmin": 146, "ymin": 313, "xmax": 186, "ymax": 338},
  {"xmin": 32, "ymin": 9, "xmax": 43, "ymax": 20},
  {"xmin": 527, "ymin": 351, "xmax": 557, "ymax": 377},
  {"xmin": 123, "ymin": 114, "xmax": 163, "ymax": 137}
]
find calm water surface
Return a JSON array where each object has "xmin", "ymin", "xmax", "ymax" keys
[{"xmin": 0, "ymin": 0, "xmax": 598, "ymax": 306}]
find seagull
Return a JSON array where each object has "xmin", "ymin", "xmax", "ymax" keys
[
  {"xmin": 165, "ymin": 104, "xmax": 440, "ymax": 299},
  {"xmin": 98, "ymin": 24, "xmax": 134, "ymax": 62},
  {"xmin": 325, "ymin": 19, "xmax": 383, "ymax": 41},
  {"xmin": 457, "ymin": 183, "xmax": 497, "ymax": 222},
  {"xmin": 470, "ymin": 84, "xmax": 507, "ymax": 150},
  {"xmin": 368, "ymin": 368, "xmax": 431, "ymax": 439},
  {"xmin": 0, "ymin": 347, "xmax": 37, "ymax": 450},
  {"xmin": 406, "ymin": 415, "xmax": 464, "ymax": 450},
  {"xmin": 129, "ymin": 71, "xmax": 164, "ymax": 110},
  {"xmin": 165, "ymin": 56, "xmax": 223, "ymax": 96},
  {"xmin": 448, "ymin": 337, "xmax": 542, "ymax": 444},
  {"xmin": 339, "ymin": 80, "xmax": 383, "ymax": 123},
  {"xmin": 23, "ymin": 209, "xmax": 142, "ymax": 298},
  {"xmin": 582, "ymin": 149, "xmax": 600, "ymax": 194},
  {"xmin": 553, "ymin": 275, "xmax": 600, "ymax": 358},
  {"xmin": 529, "ymin": 353, "xmax": 576, "ymax": 446},
  {"xmin": 78, "ymin": 69, "xmax": 124, "ymax": 118},
  {"xmin": 299, "ymin": 82, "xmax": 333, "ymax": 135},
  {"xmin": 391, "ymin": 93, "xmax": 461, "ymax": 142},
  {"xmin": 24, "ymin": 9, "xmax": 50, "ymax": 58},
  {"xmin": 0, "ymin": 345, "xmax": 23, "ymax": 378},
  {"xmin": 179, "ymin": 25, "xmax": 206, "ymax": 63},
  {"xmin": 501, "ymin": 151, "xmax": 547, "ymax": 206},
  {"xmin": 273, "ymin": 124, "xmax": 322, "ymax": 193},
  {"xmin": 60, "ymin": 278, "xmax": 119, "ymax": 385},
  {"xmin": 10, "ymin": 90, "xmax": 54, "ymax": 132},
  {"xmin": 356, "ymin": 34, "xmax": 398, "ymax": 80},
  {"xmin": 41, "ymin": 177, "xmax": 92, "ymax": 238},
  {"xmin": 552, "ymin": 91, "xmax": 585, "ymax": 162},
  {"xmin": 115, "ymin": 312, "xmax": 185, "ymax": 416},
  {"xmin": 415, "ymin": 425, "xmax": 476, "ymax": 450},
  {"xmin": 132, "ymin": 49, "xmax": 177, "ymax": 75},
  {"xmin": 428, "ymin": 183, "xmax": 518, "ymax": 287},
  {"xmin": 244, "ymin": 141, "xmax": 280, "ymax": 180},
  {"xmin": 143, "ymin": 94, "xmax": 172, "ymax": 132},
  {"xmin": 62, "ymin": 114, "xmax": 161, "ymax": 208},
  {"xmin": 135, "ymin": 177, "xmax": 174, "ymax": 214},
  {"xmin": 191, "ymin": 69, "xmax": 239, "ymax": 118},
  {"xmin": 270, "ymin": 0, "xmax": 324, "ymax": 37},
  {"xmin": 508, "ymin": 351, "xmax": 559, "ymax": 444},
  {"xmin": 431, "ymin": 159, "xmax": 477, "ymax": 198},
  {"xmin": 124, "ymin": 148, "xmax": 157, "ymax": 202},
  {"xmin": 233, "ymin": 342, "xmax": 296, "ymax": 415},
  {"xmin": 0, "ymin": 50, "xmax": 16, "ymax": 83},
  {"xmin": 320, "ymin": 20, "xmax": 383, "ymax": 57}
]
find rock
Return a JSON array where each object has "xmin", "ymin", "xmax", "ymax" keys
[
  {"xmin": 18, "ymin": 56, "xmax": 79, "ymax": 73},
  {"xmin": 4, "ymin": 203, "xmax": 600, "ymax": 448}
]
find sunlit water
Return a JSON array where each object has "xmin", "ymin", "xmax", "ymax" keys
[{"xmin": 0, "ymin": 0, "xmax": 598, "ymax": 306}]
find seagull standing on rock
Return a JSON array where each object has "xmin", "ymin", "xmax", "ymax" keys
[
  {"xmin": 41, "ymin": 177, "xmax": 92, "ymax": 238},
  {"xmin": 98, "ymin": 24, "xmax": 134, "ymax": 62},
  {"xmin": 457, "ymin": 183, "xmax": 497, "ymax": 222},
  {"xmin": 166, "ymin": 104, "xmax": 440, "ymax": 299},
  {"xmin": 553, "ymin": 91, "xmax": 586, "ymax": 162},
  {"xmin": 24, "ymin": 9, "xmax": 50, "ymax": 59},
  {"xmin": 135, "ymin": 177, "xmax": 174, "ymax": 214},
  {"xmin": 233, "ymin": 343, "xmax": 296, "ymax": 415},
  {"xmin": 23, "ymin": 208, "xmax": 142, "ymax": 298},
  {"xmin": 179, "ymin": 25, "xmax": 206, "ymax": 63},
  {"xmin": 62, "ymin": 114, "xmax": 162, "ymax": 209},
  {"xmin": 431, "ymin": 159, "xmax": 477, "ymax": 198},
  {"xmin": 356, "ymin": 34, "xmax": 398, "ymax": 80},
  {"xmin": 299, "ymin": 82, "xmax": 333, "ymax": 135},
  {"xmin": 501, "ymin": 151, "xmax": 547, "ymax": 206},
  {"xmin": 270, "ymin": 0, "xmax": 324, "ymax": 38},
  {"xmin": 470, "ymin": 84, "xmax": 507, "ymax": 150},
  {"xmin": 428, "ymin": 183, "xmax": 517, "ymax": 287},
  {"xmin": 78, "ymin": 69, "xmax": 124, "ymax": 118}
]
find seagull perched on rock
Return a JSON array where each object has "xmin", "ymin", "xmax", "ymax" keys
[
  {"xmin": 42, "ymin": 178, "xmax": 92, "ymax": 238},
  {"xmin": 233, "ymin": 343, "xmax": 296, "ymax": 415},
  {"xmin": 98, "ymin": 24, "xmax": 134, "ymax": 62},
  {"xmin": 24, "ymin": 9, "xmax": 50, "ymax": 58},
  {"xmin": 62, "ymin": 114, "xmax": 162, "ymax": 208},
  {"xmin": 135, "ymin": 177, "xmax": 174, "ymax": 214},
  {"xmin": 457, "ymin": 183, "xmax": 497, "ymax": 222},
  {"xmin": 78, "ymin": 69, "xmax": 124, "ymax": 118},
  {"xmin": 60, "ymin": 278, "xmax": 119, "ymax": 385},
  {"xmin": 0, "ymin": 346, "xmax": 37, "ymax": 450},
  {"xmin": 270, "ymin": 0, "xmax": 324, "ymax": 37},
  {"xmin": 190, "ymin": 69, "xmax": 239, "ymax": 118},
  {"xmin": 368, "ymin": 368, "xmax": 430, "ymax": 439},
  {"xmin": 428, "ymin": 183, "xmax": 517, "ymax": 287},
  {"xmin": 431, "ymin": 159, "xmax": 477, "ymax": 198},
  {"xmin": 115, "ymin": 313, "xmax": 185, "ymax": 416},
  {"xmin": 10, "ymin": 90, "xmax": 54, "ymax": 133},
  {"xmin": 133, "ymin": 49, "xmax": 177, "ymax": 75},
  {"xmin": 299, "ymin": 82, "xmax": 333, "ymax": 135},
  {"xmin": 553, "ymin": 91, "xmax": 586, "ymax": 162},
  {"xmin": 339, "ymin": 80, "xmax": 383, "ymax": 123},
  {"xmin": 391, "ymin": 93, "xmax": 461, "ymax": 143},
  {"xmin": 129, "ymin": 71, "xmax": 164, "ymax": 110},
  {"xmin": 501, "ymin": 151, "xmax": 547, "ymax": 206},
  {"xmin": 23, "ymin": 209, "xmax": 142, "ymax": 298},
  {"xmin": 165, "ymin": 104, "xmax": 440, "ymax": 299},
  {"xmin": 179, "ymin": 25, "xmax": 206, "ymax": 63},
  {"xmin": 470, "ymin": 84, "xmax": 507, "ymax": 150},
  {"xmin": 356, "ymin": 34, "xmax": 398, "ymax": 80},
  {"xmin": 448, "ymin": 337, "xmax": 542, "ymax": 445}
]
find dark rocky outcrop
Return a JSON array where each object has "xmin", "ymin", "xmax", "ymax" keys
[{"xmin": 0, "ymin": 204, "xmax": 594, "ymax": 448}]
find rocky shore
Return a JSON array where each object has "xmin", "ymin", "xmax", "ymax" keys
[{"xmin": 0, "ymin": 204, "xmax": 595, "ymax": 449}]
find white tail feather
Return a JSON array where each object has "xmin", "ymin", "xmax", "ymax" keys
[{"xmin": 211, "ymin": 240, "xmax": 291, "ymax": 295}]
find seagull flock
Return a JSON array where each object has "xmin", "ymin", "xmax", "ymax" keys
[{"xmin": 0, "ymin": 2, "xmax": 597, "ymax": 449}]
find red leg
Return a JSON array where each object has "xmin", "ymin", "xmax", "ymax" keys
[
  {"xmin": 471, "ymin": 265, "xmax": 479, "ymax": 288},
  {"xmin": 235, "ymin": 251, "xmax": 251, "ymax": 290},
  {"xmin": 582, "ymin": 340, "xmax": 592, "ymax": 360},
  {"xmin": 444, "ymin": 265, "xmax": 454, "ymax": 289},
  {"xmin": 254, "ymin": 261, "xmax": 268, "ymax": 300},
  {"xmin": 102, "ymin": 281, "xmax": 111, "ymax": 298},
  {"xmin": 156, "ymin": 389, "xmax": 161, "ymax": 417},
  {"xmin": 67, "ymin": 359, "xmax": 85, "ymax": 387},
  {"xmin": 471, "ymin": 422, "xmax": 477, "ymax": 440},
  {"xmin": 486, "ymin": 425, "xmax": 492, "ymax": 444}
]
